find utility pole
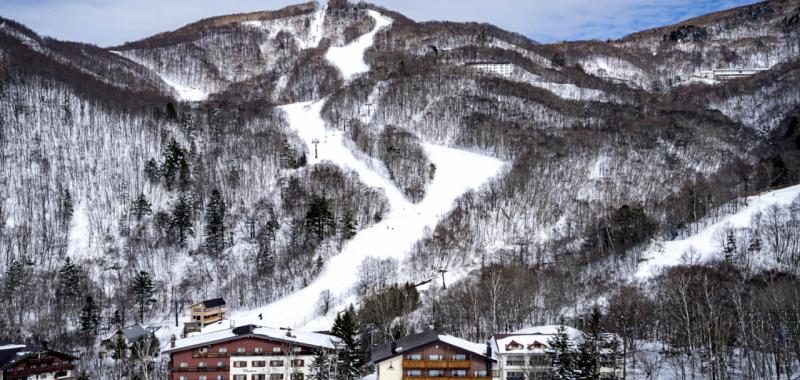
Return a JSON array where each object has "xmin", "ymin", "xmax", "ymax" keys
[
  {"xmin": 311, "ymin": 139, "xmax": 320, "ymax": 159},
  {"xmin": 438, "ymin": 268, "xmax": 448, "ymax": 289}
]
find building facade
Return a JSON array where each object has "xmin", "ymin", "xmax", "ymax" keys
[
  {"xmin": 186, "ymin": 298, "xmax": 228, "ymax": 334},
  {"xmin": 165, "ymin": 325, "xmax": 338, "ymax": 380},
  {"xmin": 371, "ymin": 330, "xmax": 495, "ymax": 380},
  {"xmin": 465, "ymin": 62, "xmax": 514, "ymax": 77},
  {"xmin": 0, "ymin": 344, "xmax": 77, "ymax": 380}
]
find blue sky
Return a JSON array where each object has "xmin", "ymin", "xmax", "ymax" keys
[{"xmin": 0, "ymin": 0, "xmax": 757, "ymax": 47}]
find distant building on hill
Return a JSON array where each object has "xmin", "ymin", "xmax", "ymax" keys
[
  {"xmin": 686, "ymin": 67, "xmax": 768, "ymax": 81},
  {"xmin": 100, "ymin": 324, "xmax": 160, "ymax": 358},
  {"xmin": 0, "ymin": 343, "xmax": 77, "ymax": 380},
  {"xmin": 466, "ymin": 62, "xmax": 514, "ymax": 77},
  {"xmin": 185, "ymin": 297, "xmax": 228, "ymax": 334}
]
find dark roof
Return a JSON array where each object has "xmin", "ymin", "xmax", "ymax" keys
[
  {"xmin": 465, "ymin": 61, "xmax": 512, "ymax": 65},
  {"xmin": 371, "ymin": 330, "xmax": 439, "ymax": 363},
  {"xmin": 198, "ymin": 298, "xmax": 226, "ymax": 308},
  {"xmin": 0, "ymin": 344, "xmax": 77, "ymax": 370}
]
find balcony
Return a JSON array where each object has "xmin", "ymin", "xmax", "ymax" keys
[
  {"xmin": 191, "ymin": 307, "xmax": 227, "ymax": 317},
  {"xmin": 402, "ymin": 360, "xmax": 473, "ymax": 369},
  {"xmin": 171, "ymin": 366, "xmax": 228, "ymax": 372},
  {"xmin": 402, "ymin": 377, "xmax": 490, "ymax": 380}
]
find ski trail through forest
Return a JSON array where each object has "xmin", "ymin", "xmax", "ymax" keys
[{"xmin": 220, "ymin": 10, "xmax": 504, "ymax": 331}]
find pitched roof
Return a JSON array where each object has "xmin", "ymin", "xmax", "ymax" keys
[
  {"xmin": 492, "ymin": 325, "xmax": 585, "ymax": 354},
  {"xmin": 194, "ymin": 298, "xmax": 226, "ymax": 308},
  {"xmin": 163, "ymin": 325, "xmax": 339, "ymax": 353},
  {"xmin": 0, "ymin": 345, "xmax": 76, "ymax": 370},
  {"xmin": 371, "ymin": 330, "xmax": 493, "ymax": 363},
  {"xmin": 121, "ymin": 324, "xmax": 149, "ymax": 343}
]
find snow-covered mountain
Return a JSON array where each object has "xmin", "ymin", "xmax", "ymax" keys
[{"xmin": 1, "ymin": 0, "xmax": 800, "ymax": 378}]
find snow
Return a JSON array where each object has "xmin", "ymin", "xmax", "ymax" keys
[
  {"xmin": 218, "ymin": 99, "xmax": 503, "ymax": 331},
  {"xmin": 325, "ymin": 10, "xmax": 393, "ymax": 81},
  {"xmin": 164, "ymin": 325, "xmax": 339, "ymax": 353},
  {"xmin": 494, "ymin": 325, "xmax": 585, "ymax": 354},
  {"xmin": 438, "ymin": 334, "xmax": 490, "ymax": 357},
  {"xmin": 636, "ymin": 184, "xmax": 800, "ymax": 279},
  {"xmin": 158, "ymin": 75, "xmax": 209, "ymax": 102},
  {"xmin": 0, "ymin": 344, "xmax": 27, "ymax": 350},
  {"xmin": 67, "ymin": 204, "xmax": 92, "ymax": 260}
]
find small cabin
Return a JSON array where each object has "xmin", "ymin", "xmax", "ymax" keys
[{"xmin": 185, "ymin": 298, "xmax": 227, "ymax": 333}]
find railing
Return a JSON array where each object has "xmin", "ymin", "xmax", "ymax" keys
[
  {"xmin": 402, "ymin": 360, "xmax": 473, "ymax": 369},
  {"xmin": 8, "ymin": 364, "xmax": 74, "ymax": 378},
  {"xmin": 402, "ymin": 377, "xmax": 491, "ymax": 380},
  {"xmin": 170, "ymin": 366, "xmax": 228, "ymax": 372}
]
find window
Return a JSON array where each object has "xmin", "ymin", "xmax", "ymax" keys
[
  {"xmin": 452, "ymin": 354, "xmax": 467, "ymax": 361},
  {"xmin": 217, "ymin": 361, "xmax": 225, "ymax": 367},
  {"xmin": 255, "ymin": 347, "xmax": 263, "ymax": 353},
  {"xmin": 270, "ymin": 360, "xmax": 284, "ymax": 367},
  {"xmin": 507, "ymin": 355, "xmax": 525, "ymax": 366},
  {"xmin": 291, "ymin": 359, "xmax": 304, "ymax": 367},
  {"xmin": 233, "ymin": 361, "xmax": 248, "ymax": 368},
  {"xmin": 475, "ymin": 371, "xmax": 488, "ymax": 377},
  {"xmin": 507, "ymin": 371, "xmax": 524, "ymax": 380},
  {"xmin": 217, "ymin": 376, "xmax": 226, "ymax": 380},
  {"xmin": 252, "ymin": 361, "xmax": 266, "ymax": 367},
  {"xmin": 273, "ymin": 347, "xmax": 282, "ymax": 353},
  {"xmin": 199, "ymin": 361, "xmax": 207, "ymax": 368},
  {"xmin": 219, "ymin": 347, "xmax": 228, "ymax": 353},
  {"xmin": 200, "ymin": 376, "xmax": 207, "ymax": 380},
  {"xmin": 179, "ymin": 362, "xmax": 188, "ymax": 368},
  {"xmin": 291, "ymin": 373, "xmax": 304, "ymax": 380},
  {"xmin": 253, "ymin": 375, "xmax": 266, "ymax": 380},
  {"xmin": 237, "ymin": 347, "xmax": 246, "ymax": 353},
  {"xmin": 406, "ymin": 354, "xmax": 422, "ymax": 360},
  {"xmin": 429, "ymin": 354, "xmax": 443, "ymax": 361},
  {"xmin": 270, "ymin": 375, "xmax": 284, "ymax": 380},
  {"xmin": 407, "ymin": 370, "xmax": 422, "ymax": 377},
  {"xmin": 452, "ymin": 370, "xmax": 467, "ymax": 377},
  {"xmin": 429, "ymin": 370, "xmax": 444, "ymax": 377},
  {"xmin": 233, "ymin": 376, "xmax": 246, "ymax": 380},
  {"xmin": 529, "ymin": 354, "xmax": 548, "ymax": 366},
  {"xmin": 293, "ymin": 347, "xmax": 302, "ymax": 353},
  {"xmin": 179, "ymin": 377, "xmax": 188, "ymax": 380}
]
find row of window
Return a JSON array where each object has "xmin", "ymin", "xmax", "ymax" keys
[
  {"xmin": 10, "ymin": 361, "xmax": 73, "ymax": 372},
  {"xmin": 504, "ymin": 354, "xmax": 549, "ymax": 367},
  {"xmin": 178, "ymin": 374, "xmax": 303, "ymax": 380},
  {"xmin": 232, "ymin": 360, "xmax": 304, "ymax": 368},
  {"xmin": 199, "ymin": 347, "xmax": 303, "ymax": 354},
  {"xmin": 406, "ymin": 370, "xmax": 488, "ymax": 377},
  {"xmin": 405, "ymin": 354, "xmax": 468, "ymax": 361}
]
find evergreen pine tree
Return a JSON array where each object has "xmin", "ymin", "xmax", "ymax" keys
[
  {"xmin": 549, "ymin": 321, "xmax": 576, "ymax": 380},
  {"xmin": 171, "ymin": 193, "xmax": 194, "ymax": 245},
  {"xmin": 204, "ymin": 189, "xmax": 227, "ymax": 255},
  {"xmin": 306, "ymin": 195, "xmax": 335, "ymax": 243},
  {"xmin": 110, "ymin": 309, "xmax": 124, "ymax": 329},
  {"xmin": 341, "ymin": 212, "xmax": 357, "ymax": 241},
  {"xmin": 131, "ymin": 193, "xmax": 152, "ymax": 221},
  {"xmin": 331, "ymin": 305, "xmax": 365, "ymax": 380},
  {"xmin": 59, "ymin": 188, "xmax": 74, "ymax": 229},
  {"xmin": 144, "ymin": 158, "xmax": 161, "ymax": 183},
  {"xmin": 308, "ymin": 349, "xmax": 334, "ymax": 380},
  {"xmin": 79, "ymin": 295, "xmax": 101, "ymax": 335},
  {"xmin": 57, "ymin": 257, "xmax": 82, "ymax": 302},
  {"xmin": 130, "ymin": 271, "xmax": 157, "ymax": 323},
  {"xmin": 723, "ymin": 230, "xmax": 737, "ymax": 261},
  {"xmin": 575, "ymin": 308, "xmax": 601, "ymax": 380},
  {"xmin": 748, "ymin": 231, "xmax": 762, "ymax": 253}
]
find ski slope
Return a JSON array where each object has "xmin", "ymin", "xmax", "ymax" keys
[
  {"xmin": 325, "ymin": 10, "xmax": 393, "ymax": 81},
  {"xmin": 222, "ymin": 100, "xmax": 504, "ymax": 331},
  {"xmin": 636, "ymin": 184, "xmax": 800, "ymax": 279}
]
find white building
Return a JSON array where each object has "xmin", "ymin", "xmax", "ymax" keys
[
  {"xmin": 466, "ymin": 62, "xmax": 514, "ymax": 77},
  {"xmin": 491, "ymin": 325, "xmax": 621, "ymax": 380},
  {"xmin": 689, "ymin": 67, "xmax": 768, "ymax": 81}
]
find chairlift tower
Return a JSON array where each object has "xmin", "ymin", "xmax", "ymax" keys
[{"xmin": 311, "ymin": 138, "xmax": 320, "ymax": 159}]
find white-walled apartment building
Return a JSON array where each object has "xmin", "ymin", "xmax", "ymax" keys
[
  {"xmin": 164, "ymin": 325, "xmax": 339, "ymax": 380},
  {"xmin": 466, "ymin": 62, "xmax": 514, "ymax": 77},
  {"xmin": 491, "ymin": 326, "xmax": 621, "ymax": 380}
]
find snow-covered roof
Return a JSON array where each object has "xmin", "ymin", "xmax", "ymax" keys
[
  {"xmin": 437, "ymin": 334, "xmax": 490, "ymax": 358},
  {"xmin": 164, "ymin": 325, "xmax": 339, "ymax": 353},
  {"xmin": 371, "ymin": 330, "xmax": 493, "ymax": 363},
  {"xmin": 493, "ymin": 325, "xmax": 584, "ymax": 354}
]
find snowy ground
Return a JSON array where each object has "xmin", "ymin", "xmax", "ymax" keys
[
  {"xmin": 325, "ymin": 10, "xmax": 393, "ymax": 81},
  {"xmin": 636, "ymin": 184, "xmax": 800, "ymax": 279},
  {"xmin": 157, "ymin": 75, "xmax": 209, "ymax": 102},
  {"xmin": 222, "ymin": 99, "xmax": 504, "ymax": 331}
]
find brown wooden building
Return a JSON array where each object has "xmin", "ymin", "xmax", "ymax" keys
[
  {"xmin": 185, "ymin": 298, "xmax": 228, "ymax": 334},
  {"xmin": 371, "ymin": 330, "xmax": 495, "ymax": 380},
  {"xmin": 0, "ymin": 343, "xmax": 77, "ymax": 380}
]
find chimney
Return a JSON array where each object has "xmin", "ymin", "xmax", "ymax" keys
[
  {"xmin": 171, "ymin": 336, "xmax": 176, "ymax": 348},
  {"xmin": 390, "ymin": 341, "xmax": 397, "ymax": 354},
  {"xmin": 485, "ymin": 341, "xmax": 492, "ymax": 357}
]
